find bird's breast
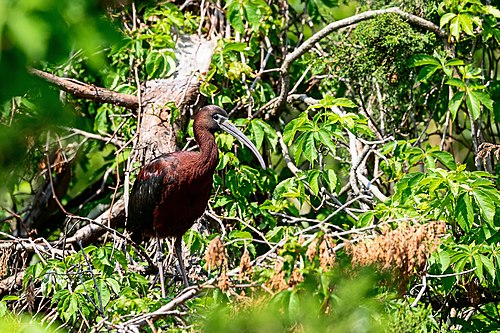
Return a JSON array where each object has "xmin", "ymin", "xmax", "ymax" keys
[{"xmin": 152, "ymin": 172, "xmax": 214, "ymax": 238}]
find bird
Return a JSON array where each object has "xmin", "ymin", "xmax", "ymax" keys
[{"xmin": 127, "ymin": 105, "xmax": 266, "ymax": 287}]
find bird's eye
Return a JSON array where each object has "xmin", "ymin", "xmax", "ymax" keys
[{"xmin": 213, "ymin": 114, "xmax": 221, "ymax": 121}]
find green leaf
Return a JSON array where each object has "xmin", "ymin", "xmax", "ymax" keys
[
  {"xmin": 479, "ymin": 254, "xmax": 495, "ymax": 280},
  {"xmin": 469, "ymin": 90, "xmax": 493, "ymax": 111},
  {"xmin": 356, "ymin": 211, "xmax": 375, "ymax": 227},
  {"xmin": 302, "ymin": 132, "xmax": 318, "ymax": 164},
  {"xmin": 250, "ymin": 120, "xmax": 265, "ymax": 150},
  {"xmin": 431, "ymin": 151, "xmax": 457, "ymax": 170},
  {"xmin": 456, "ymin": 192, "xmax": 473, "ymax": 232},
  {"xmin": 106, "ymin": 277, "xmax": 121, "ymax": 295},
  {"xmin": 95, "ymin": 279, "xmax": 110, "ymax": 308},
  {"xmin": 472, "ymin": 188, "xmax": 498, "ymax": 227},
  {"xmin": 229, "ymin": 230, "xmax": 253, "ymax": 240},
  {"xmin": 446, "ymin": 78, "xmax": 466, "ymax": 89},
  {"xmin": 458, "ymin": 13, "xmax": 474, "ymax": 35},
  {"xmin": 251, "ymin": 118, "xmax": 278, "ymax": 149},
  {"xmin": 466, "ymin": 91, "xmax": 482, "ymax": 120},
  {"xmin": 438, "ymin": 251, "xmax": 451, "ymax": 273},
  {"xmin": 226, "ymin": 0, "xmax": 245, "ymax": 34},
  {"xmin": 307, "ymin": 169, "xmax": 320, "ymax": 196},
  {"xmin": 416, "ymin": 65, "xmax": 439, "ymax": 82},
  {"xmin": 223, "ymin": 42, "xmax": 247, "ymax": 53},
  {"xmin": 316, "ymin": 129, "xmax": 337, "ymax": 153},
  {"xmin": 408, "ymin": 54, "xmax": 440, "ymax": 67},
  {"xmin": 440, "ymin": 12, "xmax": 457, "ymax": 28},
  {"xmin": 473, "ymin": 254, "xmax": 484, "ymax": 281},
  {"xmin": 322, "ymin": 169, "xmax": 337, "ymax": 193},
  {"xmin": 331, "ymin": 97, "xmax": 357, "ymax": 108},
  {"xmin": 485, "ymin": 5, "xmax": 500, "ymax": 18},
  {"xmin": 445, "ymin": 59, "xmax": 465, "ymax": 67},
  {"xmin": 283, "ymin": 113, "xmax": 309, "ymax": 144},
  {"xmin": 292, "ymin": 132, "xmax": 307, "ymax": 164},
  {"xmin": 449, "ymin": 16, "xmax": 461, "ymax": 41},
  {"xmin": 243, "ymin": 3, "xmax": 260, "ymax": 30},
  {"xmin": 449, "ymin": 91, "xmax": 464, "ymax": 121}
]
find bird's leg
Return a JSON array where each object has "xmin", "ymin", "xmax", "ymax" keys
[
  {"xmin": 156, "ymin": 237, "xmax": 166, "ymax": 298},
  {"xmin": 174, "ymin": 237, "xmax": 190, "ymax": 288}
]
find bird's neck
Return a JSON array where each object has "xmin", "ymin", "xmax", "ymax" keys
[{"xmin": 195, "ymin": 128, "xmax": 219, "ymax": 174}]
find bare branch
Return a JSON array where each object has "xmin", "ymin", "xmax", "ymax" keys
[{"xmin": 29, "ymin": 68, "xmax": 139, "ymax": 109}]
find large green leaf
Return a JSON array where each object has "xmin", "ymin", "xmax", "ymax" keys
[
  {"xmin": 456, "ymin": 192, "xmax": 473, "ymax": 232},
  {"xmin": 471, "ymin": 187, "xmax": 498, "ymax": 227},
  {"xmin": 322, "ymin": 169, "xmax": 337, "ymax": 193},
  {"xmin": 440, "ymin": 12, "xmax": 457, "ymax": 28},
  {"xmin": 479, "ymin": 254, "xmax": 496, "ymax": 280},
  {"xmin": 316, "ymin": 129, "xmax": 337, "ymax": 153},
  {"xmin": 458, "ymin": 13, "xmax": 474, "ymax": 35},
  {"xmin": 469, "ymin": 90, "xmax": 494, "ymax": 112},
  {"xmin": 226, "ymin": 0, "xmax": 245, "ymax": 33},
  {"xmin": 408, "ymin": 54, "xmax": 440, "ymax": 67},
  {"xmin": 466, "ymin": 90, "xmax": 482, "ymax": 120},
  {"xmin": 417, "ymin": 65, "xmax": 439, "ymax": 82},
  {"xmin": 306, "ymin": 169, "xmax": 320, "ymax": 196},
  {"xmin": 431, "ymin": 151, "xmax": 457, "ymax": 170},
  {"xmin": 302, "ymin": 132, "xmax": 318, "ymax": 164},
  {"xmin": 449, "ymin": 91, "xmax": 464, "ymax": 120}
]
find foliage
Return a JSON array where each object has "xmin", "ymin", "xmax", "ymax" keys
[{"xmin": 0, "ymin": 0, "xmax": 500, "ymax": 332}]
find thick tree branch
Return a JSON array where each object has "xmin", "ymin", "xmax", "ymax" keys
[
  {"xmin": 29, "ymin": 68, "xmax": 139, "ymax": 109},
  {"xmin": 272, "ymin": 7, "xmax": 448, "ymax": 115}
]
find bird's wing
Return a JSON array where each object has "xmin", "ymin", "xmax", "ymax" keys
[{"xmin": 127, "ymin": 156, "xmax": 178, "ymax": 243}]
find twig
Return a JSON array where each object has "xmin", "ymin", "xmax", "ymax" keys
[{"xmin": 62, "ymin": 127, "xmax": 125, "ymax": 147}]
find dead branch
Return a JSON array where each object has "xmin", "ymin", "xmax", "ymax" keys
[
  {"xmin": 115, "ymin": 286, "xmax": 202, "ymax": 330},
  {"xmin": 64, "ymin": 198, "xmax": 126, "ymax": 245},
  {"xmin": 29, "ymin": 68, "xmax": 139, "ymax": 109}
]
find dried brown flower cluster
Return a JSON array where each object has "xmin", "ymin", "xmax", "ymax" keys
[
  {"xmin": 306, "ymin": 235, "xmax": 336, "ymax": 270},
  {"xmin": 266, "ymin": 260, "xmax": 303, "ymax": 292},
  {"xmin": 267, "ymin": 261, "xmax": 288, "ymax": 291},
  {"xmin": 217, "ymin": 272, "xmax": 232, "ymax": 291},
  {"xmin": 476, "ymin": 142, "xmax": 500, "ymax": 164},
  {"xmin": 204, "ymin": 236, "xmax": 226, "ymax": 271},
  {"xmin": 0, "ymin": 247, "xmax": 11, "ymax": 278},
  {"xmin": 204, "ymin": 237, "xmax": 234, "ymax": 291},
  {"xmin": 349, "ymin": 221, "xmax": 446, "ymax": 282},
  {"xmin": 238, "ymin": 249, "xmax": 252, "ymax": 282}
]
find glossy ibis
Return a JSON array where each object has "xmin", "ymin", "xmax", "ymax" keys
[{"xmin": 127, "ymin": 105, "xmax": 266, "ymax": 287}]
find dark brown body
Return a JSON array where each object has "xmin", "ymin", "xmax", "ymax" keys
[{"xmin": 127, "ymin": 114, "xmax": 219, "ymax": 243}]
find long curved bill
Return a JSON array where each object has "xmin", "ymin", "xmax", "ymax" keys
[{"xmin": 218, "ymin": 117, "xmax": 267, "ymax": 169}]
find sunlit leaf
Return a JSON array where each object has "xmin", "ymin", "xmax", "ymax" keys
[
  {"xmin": 440, "ymin": 12, "xmax": 457, "ymax": 28},
  {"xmin": 471, "ymin": 188, "xmax": 498, "ymax": 227},
  {"xmin": 431, "ymin": 151, "xmax": 457, "ymax": 170},
  {"xmin": 449, "ymin": 91, "xmax": 464, "ymax": 121},
  {"xmin": 456, "ymin": 192, "xmax": 473, "ymax": 232}
]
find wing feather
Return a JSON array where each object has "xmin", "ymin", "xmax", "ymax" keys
[{"xmin": 127, "ymin": 156, "xmax": 177, "ymax": 243}]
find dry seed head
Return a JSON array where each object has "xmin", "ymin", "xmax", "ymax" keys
[
  {"xmin": 217, "ymin": 272, "xmax": 232, "ymax": 292},
  {"xmin": 319, "ymin": 239, "xmax": 335, "ymax": 270},
  {"xmin": 204, "ymin": 236, "xmax": 226, "ymax": 270},
  {"xmin": 306, "ymin": 237, "xmax": 319, "ymax": 262},
  {"xmin": 267, "ymin": 260, "xmax": 288, "ymax": 291},
  {"xmin": 0, "ymin": 247, "xmax": 11, "ymax": 278},
  {"xmin": 238, "ymin": 249, "xmax": 253, "ymax": 282},
  {"xmin": 288, "ymin": 268, "xmax": 304, "ymax": 287},
  {"xmin": 349, "ymin": 221, "xmax": 445, "ymax": 284}
]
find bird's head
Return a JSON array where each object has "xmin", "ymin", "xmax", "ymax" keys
[{"xmin": 195, "ymin": 105, "xmax": 266, "ymax": 169}]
